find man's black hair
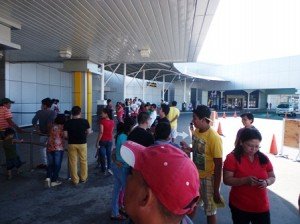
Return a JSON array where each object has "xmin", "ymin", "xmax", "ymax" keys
[
  {"xmin": 160, "ymin": 104, "xmax": 170, "ymax": 116},
  {"xmin": 171, "ymin": 101, "xmax": 177, "ymax": 106},
  {"xmin": 137, "ymin": 112, "xmax": 150, "ymax": 125},
  {"xmin": 71, "ymin": 106, "xmax": 81, "ymax": 116},
  {"xmin": 155, "ymin": 122, "xmax": 171, "ymax": 140},
  {"xmin": 55, "ymin": 114, "xmax": 66, "ymax": 125},
  {"xmin": 193, "ymin": 105, "xmax": 211, "ymax": 124},
  {"xmin": 41, "ymin": 98, "xmax": 53, "ymax": 108}
]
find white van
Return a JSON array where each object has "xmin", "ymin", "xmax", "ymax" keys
[{"xmin": 276, "ymin": 103, "xmax": 296, "ymax": 117}]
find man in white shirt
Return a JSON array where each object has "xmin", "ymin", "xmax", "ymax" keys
[{"xmin": 149, "ymin": 103, "xmax": 157, "ymax": 127}]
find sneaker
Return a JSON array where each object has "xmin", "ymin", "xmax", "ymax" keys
[
  {"xmin": 51, "ymin": 181, "xmax": 62, "ymax": 187},
  {"xmin": 44, "ymin": 178, "xmax": 51, "ymax": 188},
  {"xmin": 107, "ymin": 169, "xmax": 113, "ymax": 175}
]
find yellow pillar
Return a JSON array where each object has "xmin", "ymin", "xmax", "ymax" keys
[
  {"xmin": 87, "ymin": 71, "xmax": 92, "ymax": 125},
  {"xmin": 73, "ymin": 72, "xmax": 82, "ymax": 107}
]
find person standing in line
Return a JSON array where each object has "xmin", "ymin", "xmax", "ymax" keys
[
  {"xmin": 51, "ymin": 99, "xmax": 60, "ymax": 115},
  {"xmin": 110, "ymin": 117, "xmax": 135, "ymax": 220},
  {"xmin": 156, "ymin": 103, "xmax": 170, "ymax": 124},
  {"xmin": 64, "ymin": 106, "xmax": 92, "ymax": 185},
  {"xmin": 128, "ymin": 112, "xmax": 154, "ymax": 147},
  {"xmin": 2, "ymin": 128, "xmax": 24, "ymax": 180},
  {"xmin": 44, "ymin": 114, "xmax": 65, "ymax": 188},
  {"xmin": 234, "ymin": 113, "xmax": 256, "ymax": 147},
  {"xmin": 167, "ymin": 101, "xmax": 180, "ymax": 143},
  {"xmin": 223, "ymin": 128, "xmax": 275, "ymax": 224},
  {"xmin": 153, "ymin": 122, "xmax": 180, "ymax": 149},
  {"xmin": 124, "ymin": 98, "xmax": 130, "ymax": 118},
  {"xmin": 106, "ymin": 99, "xmax": 114, "ymax": 120},
  {"xmin": 0, "ymin": 98, "xmax": 23, "ymax": 138},
  {"xmin": 181, "ymin": 105, "xmax": 223, "ymax": 224},
  {"xmin": 148, "ymin": 103, "xmax": 157, "ymax": 127},
  {"xmin": 130, "ymin": 99, "xmax": 139, "ymax": 120},
  {"xmin": 116, "ymin": 102, "xmax": 124, "ymax": 123},
  {"xmin": 150, "ymin": 103, "xmax": 170, "ymax": 133},
  {"xmin": 32, "ymin": 98, "xmax": 56, "ymax": 169},
  {"xmin": 96, "ymin": 108, "xmax": 115, "ymax": 175}
]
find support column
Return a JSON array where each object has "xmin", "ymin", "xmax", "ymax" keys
[
  {"xmin": 142, "ymin": 70, "xmax": 145, "ymax": 101},
  {"xmin": 220, "ymin": 91, "xmax": 224, "ymax": 109},
  {"xmin": 183, "ymin": 78, "xmax": 187, "ymax": 103},
  {"xmin": 245, "ymin": 90, "xmax": 253, "ymax": 109},
  {"xmin": 100, "ymin": 63, "xmax": 104, "ymax": 101},
  {"xmin": 123, "ymin": 63, "xmax": 127, "ymax": 100},
  {"xmin": 162, "ymin": 75, "xmax": 165, "ymax": 101},
  {"xmin": 87, "ymin": 71, "xmax": 92, "ymax": 125},
  {"xmin": 0, "ymin": 55, "xmax": 5, "ymax": 99},
  {"xmin": 96, "ymin": 63, "xmax": 106, "ymax": 118},
  {"xmin": 73, "ymin": 71, "xmax": 82, "ymax": 107}
]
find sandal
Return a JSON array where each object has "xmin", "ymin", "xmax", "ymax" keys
[{"xmin": 110, "ymin": 214, "xmax": 127, "ymax": 220}]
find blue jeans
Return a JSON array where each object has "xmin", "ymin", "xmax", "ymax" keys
[
  {"xmin": 111, "ymin": 162, "xmax": 129, "ymax": 216},
  {"xmin": 46, "ymin": 151, "xmax": 64, "ymax": 182},
  {"xmin": 98, "ymin": 141, "xmax": 112, "ymax": 172}
]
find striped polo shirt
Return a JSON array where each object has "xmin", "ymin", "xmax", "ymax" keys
[{"xmin": 0, "ymin": 106, "xmax": 13, "ymax": 130}]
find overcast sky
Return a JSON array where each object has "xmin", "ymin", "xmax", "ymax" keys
[{"xmin": 197, "ymin": 0, "xmax": 300, "ymax": 65}]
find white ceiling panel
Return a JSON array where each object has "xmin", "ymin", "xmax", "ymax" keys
[{"xmin": 0, "ymin": 0, "xmax": 220, "ymax": 63}]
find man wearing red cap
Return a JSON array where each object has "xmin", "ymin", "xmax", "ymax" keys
[{"xmin": 120, "ymin": 141, "xmax": 200, "ymax": 224}]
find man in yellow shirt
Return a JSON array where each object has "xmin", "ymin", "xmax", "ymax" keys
[
  {"xmin": 181, "ymin": 105, "xmax": 223, "ymax": 224},
  {"xmin": 167, "ymin": 101, "xmax": 180, "ymax": 143}
]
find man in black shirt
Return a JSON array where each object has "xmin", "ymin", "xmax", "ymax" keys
[
  {"xmin": 128, "ymin": 112, "xmax": 154, "ymax": 147},
  {"xmin": 64, "ymin": 106, "xmax": 92, "ymax": 185},
  {"xmin": 151, "ymin": 103, "xmax": 170, "ymax": 132}
]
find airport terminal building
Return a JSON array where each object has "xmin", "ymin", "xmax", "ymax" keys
[{"xmin": 0, "ymin": 0, "xmax": 299, "ymax": 127}]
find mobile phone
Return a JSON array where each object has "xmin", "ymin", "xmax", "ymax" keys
[{"xmin": 190, "ymin": 122, "xmax": 194, "ymax": 129}]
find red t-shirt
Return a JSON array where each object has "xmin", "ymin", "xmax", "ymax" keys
[
  {"xmin": 116, "ymin": 106, "xmax": 124, "ymax": 118},
  {"xmin": 99, "ymin": 118, "xmax": 114, "ymax": 141},
  {"xmin": 223, "ymin": 152, "xmax": 273, "ymax": 212}
]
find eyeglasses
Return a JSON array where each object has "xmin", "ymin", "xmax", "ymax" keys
[{"xmin": 244, "ymin": 143, "xmax": 261, "ymax": 149}]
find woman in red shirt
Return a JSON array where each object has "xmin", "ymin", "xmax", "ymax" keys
[
  {"xmin": 116, "ymin": 102, "xmax": 124, "ymax": 123},
  {"xmin": 96, "ymin": 108, "xmax": 115, "ymax": 175},
  {"xmin": 223, "ymin": 128, "xmax": 276, "ymax": 224}
]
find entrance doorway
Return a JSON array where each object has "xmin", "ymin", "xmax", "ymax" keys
[{"xmin": 227, "ymin": 97, "xmax": 244, "ymax": 109}]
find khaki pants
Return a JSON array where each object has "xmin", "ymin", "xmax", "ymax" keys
[{"xmin": 68, "ymin": 144, "xmax": 88, "ymax": 184}]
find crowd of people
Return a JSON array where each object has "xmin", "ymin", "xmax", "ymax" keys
[{"xmin": 0, "ymin": 96, "xmax": 278, "ymax": 224}]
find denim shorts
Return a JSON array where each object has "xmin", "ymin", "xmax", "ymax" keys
[{"xmin": 6, "ymin": 157, "xmax": 22, "ymax": 170}]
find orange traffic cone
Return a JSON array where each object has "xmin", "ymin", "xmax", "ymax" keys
[
  {"xmin": 269, "ymin": 134, "xmax": 278, "ymax": 155},
  {"xmin": 222, "ymin": 112, "xmax": 226, "ymax": 118},
  {"xmin": 217, "ymin": 122, "xmax": 224, "ymax": 136},
  {"xmin": 233, "ymin": 111, "xmax": 237, "ymax": 118}
]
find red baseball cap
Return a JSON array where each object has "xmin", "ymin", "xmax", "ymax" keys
[{"xmin": 121, "ymin": 141, "xmax": 200, "ymax": 215}]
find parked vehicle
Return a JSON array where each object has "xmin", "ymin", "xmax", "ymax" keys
[{"xmin": 276, "ymin": 103, "xmax": 296, "ymax": 117}]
